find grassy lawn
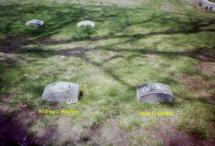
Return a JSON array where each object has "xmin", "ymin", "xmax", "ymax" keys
[{"xmin": 0, "ymin": 0, "xmax": 215, "ymax": 145}]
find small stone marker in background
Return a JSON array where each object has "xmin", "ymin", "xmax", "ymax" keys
[
  {"xmin": 42, "ymin": 81, "xmax": 80, "ymax": 104},
  {"xmin": 25, "ymin": 19, "xmax": 44, "ymax": 28},
  {"xmin": 137, "ymin": 83, "xmax": 174, "ymax": 104},
  {"xmin": 77, "ymin": 20, "xmax": 95, "ymax": 28}
]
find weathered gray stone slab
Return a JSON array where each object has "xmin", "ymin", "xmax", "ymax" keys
[
  {"xmin": 77, "ymin": 20, "xmax": 95, "ymax": 28},
  {"xmin": 197, "ymin": 0, "xmax": 215, "ymax": 12},
  {"xmin": 42, "ymin": 81, "xmax": 80, "ymax": 104},
  {"xmin": 25, "ymin": 19, "xmax": 44, "ymax": 28},
  {"xmin": 137, "ymin": 83, "xmax": 174, "ymax": 104}
]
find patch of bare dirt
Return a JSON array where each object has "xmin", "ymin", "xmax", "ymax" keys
[
  {"xmin": 42, "ymin": 115, "xmax": 215, "ymax": 145},
  {"xmin": 178, "ymin": 74, "xmax": 214, "ymax": 100},
  {"xmin": 0, "ymin": 36, "xmax": 28, "ymax": 53},
  {"xmin": 0, "ymin": 52, "xmax": 25, "ymax": 65},
  {"xmin": 93, "ymin": 119, "xmax": 129, "ymax": 145},
  {"xmin": 0, "ymin": 36, "xmax": 29, "ymax": 65},
  {"xmin": 0, "ymin": 104, "xmax": 11, "ymax": 113},
  {"xmin": 188, "ymin": 48, "xmax": 215, "ymax": 62},
  {"xmin": 0, "ymin": 101, "xmax": 60, "ymax": 146},
  {"xmin": 57, "ymin": 115, "xmax": 76, "ymax": 144},
  {"xmin": 198, "ymin": 62, "xmax": 215, "ymax": 77},
  {"xmin": 0, "ymin": 92, "xmax": 15, "ymax": 103},
  {"xmin": 35, "ymin": 126, "xmax": 58, "ymax": 145},
  {"xmin": 0, "ymin": 110, "xmax": 41, "ymax": 146},
  {"xmin": 56, "ymin": 116, "xmax": 132, "ymax": 145},
  {"xmin": 179, "ymin": 75, "xmax": 207, "ymax": 91},
  {"xmin": 56, "ymin": 47, "xmax": 95, "ymax": 57},
  {"xmin": 151, "ymin": 117, "xmax": 215, "ymax": 146},
  {"xmin": 37, "ymin": 38, "xmax": 72, "ymax": 45},
  {"xmin": 16, "ymin": 109, "xmax": 39, "ymax": 126},
  {"xmin": 56, "ymin": 115, "xmax": 92, "ymax": 145},
  {"xmin": 155, "ymin": 126, "xmax": 215, "ymax": 146}
]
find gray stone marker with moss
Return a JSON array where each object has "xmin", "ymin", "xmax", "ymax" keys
[
  {"xmin": 77, "ymin": 20, "xmax": 95, "ymax": 28},
  {"xmin": 42, "ymin": 81, "xmax": 80, "ymax": 104},
  {"xmin": 25, "ymin": 19, "xmax": 44, "ymax": 28},
  {"xmin": 197, "ymin": 0, "xmax": 215, "ymax": 12},
  {"xmin": 137, "ymin": 83, "xmax": 174, "ymax": 104}
]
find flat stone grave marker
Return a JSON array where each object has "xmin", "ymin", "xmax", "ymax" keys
[
  {"xmin": 42, "ymin": 81, "xmax": 80, "ymax": 104},
  {"xmin": 25, "ymin": 19, "xmax": 44, "ymax": 28},
  {"xmin": 137, "ymin": 83, "xmax": 174, "ymax": 104},
  {"xmin": 77, "ymin": 20, "xmax": 95, "ymax": 28}
]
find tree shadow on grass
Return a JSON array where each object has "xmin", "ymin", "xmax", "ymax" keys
[
  {"xmin": 1, "ymin": 3, "xmax": 215, "ymax": 50},
  {"xmin": 16, "ymin": 45, "xmax": 215, "ymax": 61},
  {"xmin": 10, "ymin": 44, "xmax": 214, "ymax": 93},
  {"xmin": 100, "ymin": 47, "xmax": 215, "ymax": 62},
  {"xmin": 0, "ymin": 2, "xmax": 214, "ymax": 101},
  {"xmin": 0, "ymin": 106, "xmax": 60, "ymax": 146},
  {"xmin": 0, "ymin": 3, "xmax": 126, "ymax": 40},
  {"xmin": 0, "ymin": 110, "xmax": 39, "ymax": 146},
  {"xmin": 32, "ymin": 11, "xmax": 215, "ymax": 45}
]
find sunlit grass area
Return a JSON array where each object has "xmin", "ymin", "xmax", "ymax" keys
[{"xmin": 0, "ymin": 0, "xmax": 215, "ymax": 145}]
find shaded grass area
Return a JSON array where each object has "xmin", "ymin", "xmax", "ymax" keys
[{"xmin": 0, "ymin": 0, "xmax": 215, "ymax": 145}]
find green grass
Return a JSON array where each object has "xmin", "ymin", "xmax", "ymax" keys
[{"xmin": 0, "ymin": 0, "xmax": 215, "ymax": 145}]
